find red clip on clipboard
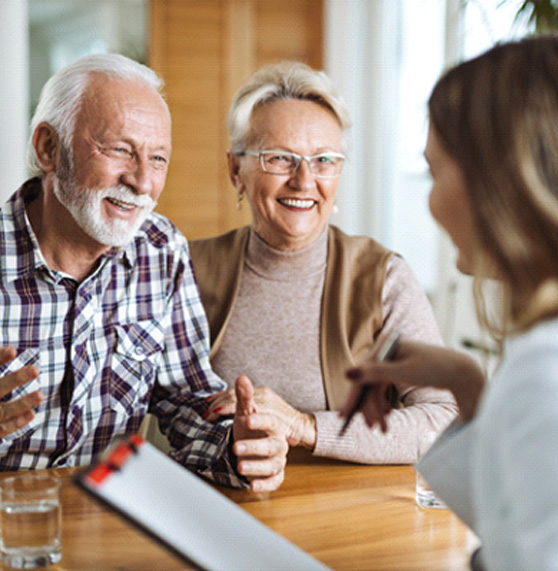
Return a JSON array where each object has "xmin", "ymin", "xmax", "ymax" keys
[
  {"xmin": 76, "ymin": 435, "xmax": 329, "ymax": 571},
  {"xmin": 85, "ymin": 434, "xmax": 143, "ymax": 487}
]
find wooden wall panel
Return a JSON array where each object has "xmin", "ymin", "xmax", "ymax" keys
[
  {"xmin": 150, "ymin": 0, "xmax": 323, "ymax": 239},
  {"xmin": 254, "ymin": 0, "xmax": 323, "ymax": 66}
]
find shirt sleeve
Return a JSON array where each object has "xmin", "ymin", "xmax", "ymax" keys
[
  {"xmin": 313, "ymin": 255, "xmax": 458, "ymax": 464},
  {"xmin": 479, "ymin": 336, "xmax": 558, "ymax": 570},
  {"xmin": 417, "ymin": 419, "xmax": 476, "ymax": 528},
  {"xmin": 148, "ymin": 238, "xmax": 247, "ymax": 488}
]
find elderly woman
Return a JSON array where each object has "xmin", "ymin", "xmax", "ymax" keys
[{"xmin": 190, "ymin": 61, "xmax": 456, "ymax": 464}]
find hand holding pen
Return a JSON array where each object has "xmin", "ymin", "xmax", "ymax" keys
[{"xmin": 338, "ymin": 332, "xmax": 401, "ymax": 437}]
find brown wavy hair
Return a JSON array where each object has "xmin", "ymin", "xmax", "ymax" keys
[{"xmin": 428, "ymin": 36, "xmax": 558, "ymax": 336}]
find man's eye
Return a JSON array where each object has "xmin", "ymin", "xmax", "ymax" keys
[
  {"xmin": 152, "ymin": 155, "xmax": 168, "ymax": 169},
  {"xmin": 109, "ymin": 147, "xmax": 132, "ymax": 157},
  {"xmin": 316, "ymin": 155, "xmax": 334, "ymax": 164}
]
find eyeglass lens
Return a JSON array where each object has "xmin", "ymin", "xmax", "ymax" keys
[{"xmin": 260, "ymin": 152, "xmax": 343, "ymax": 177}]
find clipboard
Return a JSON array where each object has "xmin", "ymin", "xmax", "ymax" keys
[{"xmin": 75, "ymin": 434, "xmax": 330, "ymax": 571}]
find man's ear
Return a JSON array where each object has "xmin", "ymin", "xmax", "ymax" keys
[{"xmin": 32, "ymin": 122, "xmax": 60, "ymax": 174}]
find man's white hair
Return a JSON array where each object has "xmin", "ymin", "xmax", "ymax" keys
[{"xmin": 26, "ymin": 53, "xmax": 166, "ymax": 177}]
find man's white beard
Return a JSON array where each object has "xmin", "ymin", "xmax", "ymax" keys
[{"xmin": 52, "ymin": 173, "xmax": 156, "ymax": 248}]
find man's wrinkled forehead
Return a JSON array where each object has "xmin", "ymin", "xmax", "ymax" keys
[{"xmin": 73, "ymin": 73, "xmax": 171, "ymax": 145}]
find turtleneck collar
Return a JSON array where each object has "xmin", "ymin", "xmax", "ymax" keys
[{"xmin": 245, "ymin": 225, "xmax": 328, "ymax": 280}]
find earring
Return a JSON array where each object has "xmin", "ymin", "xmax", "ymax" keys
[
  {"xmin": 332, "ymin": 201, "xmax": 339, "ymax": 214},
  {"xmin": 236, "ymin": 192, "xmax": 244, "ymax": 211}
]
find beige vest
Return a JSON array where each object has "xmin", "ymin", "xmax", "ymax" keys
[{"xmin": 190, "ymin": 225, "xmax": 393, "ymax": 410}]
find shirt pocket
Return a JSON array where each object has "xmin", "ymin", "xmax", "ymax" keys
[{"xmin": 110, "ymin": 320, "xmax": 166, "ymax": 416}]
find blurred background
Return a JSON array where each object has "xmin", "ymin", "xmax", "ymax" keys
[{"xmin": 0, "ymin": 0, "xmax": 537, "ymax": 373}]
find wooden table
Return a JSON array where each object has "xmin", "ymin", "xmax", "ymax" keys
[{"xmin": 0, "ymin": 449, "xmax": 478, "ymax": 570}]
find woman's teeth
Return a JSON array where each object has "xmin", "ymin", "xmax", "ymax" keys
[{"xmin": 279, "ymin": 198, "xmax": 315, "ymax": 209}]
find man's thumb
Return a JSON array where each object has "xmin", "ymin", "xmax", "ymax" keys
[{"xmin": 235, "ymin": 375, "xmax": 256, "ymax": 416}]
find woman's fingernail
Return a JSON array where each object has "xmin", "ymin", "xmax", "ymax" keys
[
  {"xmin": 202, "ymin": 410, "xmax": 210, "ymax": 420},
  {"xmin": 346, "ymin": 368, "xmax": 362, "ymax": 380},
  {"xmin": 213, "ymin": 407, "xmax": 222, "ymax": 414}
]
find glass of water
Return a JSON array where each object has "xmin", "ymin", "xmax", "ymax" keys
[
  {"xmin": 415, "ymin": 431, "xmax": 447, "ymax": 509},
  {"xmin": 0, "ymin": 475, "xmax": 62, "ymax": 568}
]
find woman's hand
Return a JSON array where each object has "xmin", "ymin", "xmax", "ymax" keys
[
  {"xmin": 206, "ymin": 385, "xmax": 317, "ymax": 450},
  {"xmin": 340, "ymin": 338, "xmax": 486, "ymax": 430}
]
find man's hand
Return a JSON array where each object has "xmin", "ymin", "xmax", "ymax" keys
[
  {"xmin": 0, "ymin": 347, "xmax": 42, "ymax": 438},
  {"xmin": 232, "ymin": 376, "xmax": 289, "ymax": 493},
  {"xmin": 207, "ymin": 385, "xmax": 317, "ymax": 450}
]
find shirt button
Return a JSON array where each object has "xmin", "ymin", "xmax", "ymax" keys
[{"xmin": 134, "ymin": 346, "xmax": 145, "ymax": 355}]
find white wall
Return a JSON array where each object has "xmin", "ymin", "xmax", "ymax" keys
[
  {"xmin": 324, "ymin": 0, "xmax": 445, "ymax": 295},
  {"xmin": 0, "ymin": 0, "xmax": 29, "ymax": 204},
  {"xmin": 324, "ymin": 0, "xmax": 398, "ymax": 245}
]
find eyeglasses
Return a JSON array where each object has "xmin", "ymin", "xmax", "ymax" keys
[{"xmin": 241, "ymin": 149, "xmax": 346, "ymax": 178}]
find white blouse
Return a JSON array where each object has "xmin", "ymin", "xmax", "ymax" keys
[{"xmin": 419, "ymin": 318, "xmax": 558, "ymax": 570}]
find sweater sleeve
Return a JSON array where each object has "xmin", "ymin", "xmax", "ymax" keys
[{"xmin": 312, "ymin": 255, "xmax": 458, "ymax": 464}]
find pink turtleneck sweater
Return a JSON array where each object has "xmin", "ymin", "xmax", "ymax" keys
[{"xmin": 211, "ymin": 228, "xmax": 456, "ymax": 464}]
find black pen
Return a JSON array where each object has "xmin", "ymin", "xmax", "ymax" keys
[{"xmin": 338, "ymin": 332, "xmax": 401, "ymax": 437}]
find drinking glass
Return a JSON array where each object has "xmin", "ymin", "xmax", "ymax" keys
[{"xmin": 0, "ymin": 475, "xmax": 62, "ymax": 568}]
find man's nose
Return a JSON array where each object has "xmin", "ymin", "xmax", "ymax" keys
[{"xmin": 120, "ymin": 157, "xmax": 153, "ymax": 195}]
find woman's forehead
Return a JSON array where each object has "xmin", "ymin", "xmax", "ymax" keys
[{"xmin": 249, "ymin": 99, "xmax": 342, "ymax": 144}]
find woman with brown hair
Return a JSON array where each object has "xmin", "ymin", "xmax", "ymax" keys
[{"xmin": 343, "ymin": 37, "xmax": 558, "ymax": 569}]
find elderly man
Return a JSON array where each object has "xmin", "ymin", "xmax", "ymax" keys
[{"xmin": 0, "ymin": 53, "xmax": 287, "ymax": 491}]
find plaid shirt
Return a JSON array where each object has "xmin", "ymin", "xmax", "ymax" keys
[{"xmin": 0, "ymin": 180, "xmax": 243, "ymax": 487}]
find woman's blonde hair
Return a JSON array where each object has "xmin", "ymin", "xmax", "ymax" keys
[
  {"xmin": 429, "ymin": 36, "xmax": 558, "ymax": 336},
  {"xmin": 226, "ymin": 61, "xmax": 351, "ymax": 155}
]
